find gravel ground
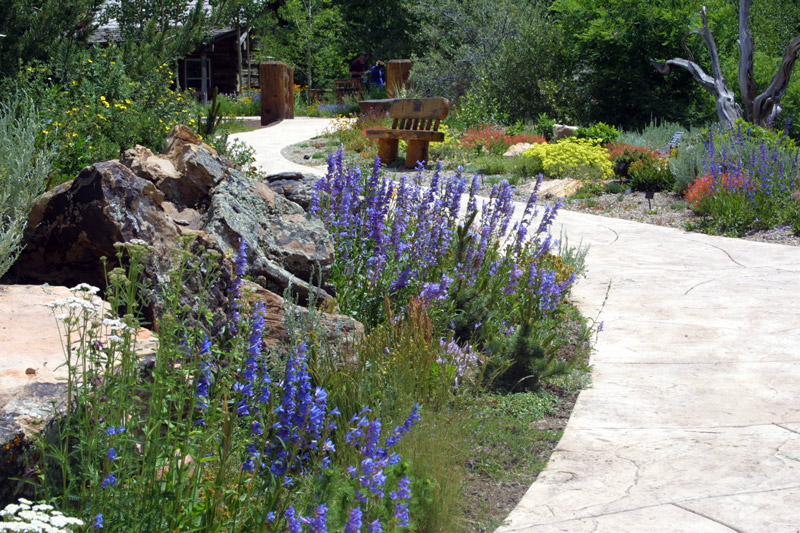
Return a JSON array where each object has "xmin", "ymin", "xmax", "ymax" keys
[{"xmin": 563, "ymin": 190, "xmax": 800, "ymax": 247}]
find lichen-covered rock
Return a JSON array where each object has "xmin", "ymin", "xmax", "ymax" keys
[
  {"xmin": 204, "ymin": 171, "xmax": 334, "ymax": 302},
  {"xmin": 241, "ymin": 280, "xmax": 362, "ymax": 348},
  {"xmin": 264, "ymin": 171, "xmax": 319, "ymax": 210},
  {"xmin": 8, "ymin": 124, "xmax": 336, "ymax": 318}
]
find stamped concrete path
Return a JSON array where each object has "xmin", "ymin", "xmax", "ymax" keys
[{"xmin": 236, "ymin": 119, "xmax": 800, "ymax": 532}]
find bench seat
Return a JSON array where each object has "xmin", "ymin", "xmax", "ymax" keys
[
  {"xmin": 364, "ymin": 97, "xmax": 449, "ymax": 167},
  {"xmin": 364, "ymin": 129, "xmax": 445, "ymax": 142}
]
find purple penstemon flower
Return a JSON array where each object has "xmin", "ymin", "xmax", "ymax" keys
[
  {"xmin": 285, "ymin": 506, "xmax": 303, "ymax": 533},
  {"xmin": 228, "ymin": 239, "xmax": 248, "ymax": 333},
  {"xmin": 344, "ymin": 506, "xmax": 363, "ymax": 533}
]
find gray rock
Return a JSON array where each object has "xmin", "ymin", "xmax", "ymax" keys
[
  {"xmin": 264, "ymin": 171, "xmax": 319, "ymax": 210},
  {"xmin": 553, "ymin": 123, "xmax": 579, "ymax": 140},
  {"xmin": 205, "ymin": 172, "xmax": 334, "ymax": 303}
]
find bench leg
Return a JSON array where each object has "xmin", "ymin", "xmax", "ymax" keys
[
  {"xmin": 377, "ymin": 139, "xmax": 399, "ymax": 165},
  {"xmin": 405, "ymin": 140, "xmax": 429, "ymax": 168}
]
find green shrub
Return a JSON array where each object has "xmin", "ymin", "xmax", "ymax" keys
[
  {"xmin": 670, "ymin": 141, "xmax": 706, "ymax": 194},
  {"xmin": 571, "ymin": 182, "xmax": 604, "ymax": 199},
  {"xmin": 576, "ymin": 122, "xmax": 620, "ymax": 145},
  {"xmin": 523, "ymin": 138, "xmax": 614, "ymax": 180},
  {"xmin": 628, "ymin": 158, "xmax": 675, "ymax": 192},
  {"xmin": 618, "ymin": 119, "xmax": 685, "ymax": 149},
  {"xmin": 4, "ymin": 47, "xmax": 199, "ymax": 186},
  {"xmin": 719, "ymin": 118, "xmax": 797, "ymax": 152},
  {"xmin": 0, "ymin": 101, "xmax": 52, "ymax": 279},
  {"xmin": 603, "ymin": 181, "xmax": 627, "ymax": 194},
  {"xmin": 535, "ymin": 113, "xmax": 556, "ymax": 142},
  {"xmin": 683, "ymin": 125, "xmax": 800, "ymax": 236},
  {"xmin": 201, "ymin": 90, "xmax": 260, "ymax": 117}
]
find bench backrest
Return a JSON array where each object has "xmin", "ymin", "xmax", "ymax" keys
[{"xmin": 389, "ymin": 98, "xmax": 450, "ymax": 131}]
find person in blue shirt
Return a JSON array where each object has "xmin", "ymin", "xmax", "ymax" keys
[{"xmin": 369, "ymin": 61, "xmax": 385, "ymax": 89}]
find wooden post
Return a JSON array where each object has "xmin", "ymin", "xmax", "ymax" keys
[
  {"xmin": 386, "ymin": 59, "xmax": 412, "ymax": 98},
  {"xmin": 260, "ymin": 61, "xmax": 289, "ymax": 126},
  {"xmin": 405, "ymin": 140, "xmax": 428, "ymax": 169}
]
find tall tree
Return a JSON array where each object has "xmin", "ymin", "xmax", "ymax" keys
[
  {"xmin": 338, "ymin": 0, "xmax": 423, "ymax": 62},
  {"xmin": 258, "ymin": 0, "xmax": 343, "ymax": 89},
  {"xmin": 0, "ymin": 0, "xmax": 103, "ymax": 79},
  {"xmin": 104, "ymin": 0, "xmax": 212, "ymax": 76},
  {"xmin": 652, "ymin": 0, "xmax": 800, "ymax": 127},
  {"xmin": 551, "ymin": 0, "xmax": 722, "ymax": 128}
]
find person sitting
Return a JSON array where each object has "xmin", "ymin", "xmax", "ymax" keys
[{"xmin": 349, "ymin": 53, "xmax": 368, "ymax": 79}]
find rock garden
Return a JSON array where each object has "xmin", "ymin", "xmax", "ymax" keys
[{"xmin": 3, "ymin": 0, "xmax": 800, "ymax": 531}]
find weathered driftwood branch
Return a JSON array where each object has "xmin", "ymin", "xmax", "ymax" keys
[
  {"xmin": 650, "ymin": 7, "xmax": 740, "ymax": 126},
  {"xmin": 653, "ymin": 0, "xmax": 800, "ymax": 128},
  {"xmin": 752, "ymin": 35, "xmax": 800, "ymax": 125}
]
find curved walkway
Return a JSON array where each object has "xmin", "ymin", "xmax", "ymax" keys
[
  {"xmin": 229, "ymin": 117, "xmax": 335, "ymax": 176},
  {"xmin": 235, "ymin": 119, "xmax": 800, "ymax": 532}
]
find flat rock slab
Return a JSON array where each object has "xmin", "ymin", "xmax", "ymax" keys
[
  {"xmin": 0, "ymin": 284, "xmax": 156, "ymax": 505},
  {"xmin": 0, "ymin": 285, "xmax": 73, "ymax": 503},
  {"xmin": 0, "ymin": 285, "xmax": 73, "ymax": 404}
]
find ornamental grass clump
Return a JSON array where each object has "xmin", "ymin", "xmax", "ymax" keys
[
  {"xmin": 34, "ymin": 238, "xmax": 422, "ymax": 532},
  {"xmin": 685, "ymin": 124, "xmax": 800, "ymax": 235},
  {"xmin": 312, "ymin": 149, "xmax": 585, "ymax": 391}
]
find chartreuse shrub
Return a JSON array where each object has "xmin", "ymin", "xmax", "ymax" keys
[
  {"xmin": 312, "ymin": 150, "xmax": 586, "ymax": 392},
  {"xmin": 36, "ymin": 238, "xmax": 424, "ymax": 532},
  {"xmin": 684, "ymin": 125, "xmax": 800, "ymax": 236},
  {"xmin": 0, "ymin": 101, "xmax": 52, "ymax": 279},
  {"xmin": 523, "ymin": 138, "xmax": 614, "ymax": 181}
]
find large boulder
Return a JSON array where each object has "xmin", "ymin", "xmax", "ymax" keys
[
  {"xmin": 204, "ymin": 173, "xmax": 334, "ymax": 302},
  {"xmin": 11, "ymin": 161, "xmax": 180, "ymax": 291},
  {"xmin": 8, "ymin": 124, "xmax": 338, "ymax": 327}
]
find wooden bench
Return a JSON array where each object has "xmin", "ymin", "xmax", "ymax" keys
[{"xmin": 365, "ymin": 97, "xmax": 450, "ymax": 168}]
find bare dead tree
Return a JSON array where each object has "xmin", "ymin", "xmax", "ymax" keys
[{"xmin": 651, "ymin": 0, "xmax": 800, "ymax": 128}]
